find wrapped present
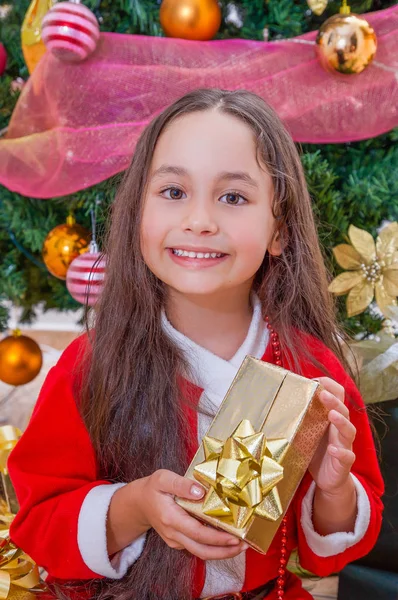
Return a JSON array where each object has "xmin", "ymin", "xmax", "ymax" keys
[
  {"xmin": 176, "ymin": 356, "xmax": 329, "ymax": 554},
  {"xmin": 0, "ymin": 427, "xmax": 22, "ymax": 516}
]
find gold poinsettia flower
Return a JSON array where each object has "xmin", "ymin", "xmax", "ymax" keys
[{"xmin": 328, "ymin": 222, "xmax": 398, "ymax": 317}]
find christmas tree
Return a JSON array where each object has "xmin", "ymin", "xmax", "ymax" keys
[{"xmin": 0, "ymin": 0, "xmax": 397, "ymax": 336}]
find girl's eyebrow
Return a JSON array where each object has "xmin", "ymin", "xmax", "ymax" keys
[
  {"xmin": 151, "ymin": 164, "xmax": 259, "ymax": 189},
  {"xmin": 151, "ymin": 164, "xmax": 188, "ymax": 179},
  {"xmin": 216, "ymin": 171, "xmax": 259, "ymax": 189}
]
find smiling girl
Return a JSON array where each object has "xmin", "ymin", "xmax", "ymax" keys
[{"xmin": 8, "ymin": 89, "xmax": 383, "ymax": 600}]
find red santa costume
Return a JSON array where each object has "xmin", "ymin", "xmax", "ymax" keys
[{"xmin": 8, "ymin": 296, "xmax": 383, "ymax": 599}]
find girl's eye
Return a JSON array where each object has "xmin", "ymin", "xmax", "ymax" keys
[
  {"xmin": 161, "ymin": 187, "xmax": 186, "ymax": 200},
  {"xmin": 219, "ymin": 192, "xmax": 247, "ymax": 206}
]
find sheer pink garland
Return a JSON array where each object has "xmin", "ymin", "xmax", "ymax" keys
[{"xmin": 0, "ymin": 4, "xmax": 397, "ymax": 199}]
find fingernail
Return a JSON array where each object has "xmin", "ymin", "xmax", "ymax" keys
[
  {"xmin": 329, "ymin": 445, "xmax": 339, "ymax": 455},
  {"xmin": 191, "ymin": 484, "xmax": 205, "ymax": 498}
]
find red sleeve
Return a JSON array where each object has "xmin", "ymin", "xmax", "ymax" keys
[
  {"xmin": 292, "ymin": 336, "xmax": 384, "ymax": 576},
  {"xmin": 8, "ymin": 336, "xmax": 108, "ymax": 580}
]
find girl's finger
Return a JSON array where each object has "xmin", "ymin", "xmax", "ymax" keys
[
  {"xmin": 320, "ymin": 390, "xmax": 350, "ymax": 420},
  {"xmin": 328, "ymin": 410, "xmax": 356, "ymax": 445},
  {"xmin": 166, "ymin": 508, "xmax": 240, "ymax": 547},
  {"xmin": 316, "ymin": 377, "xmax": 345, "ymax": 403},
  {"xmin": 328, "ymin": 445, "xmax": 356, "ymax": 468},
  {"xmin": 155, "ymin": 470, "xmax": 205, "ymax": 500},
  {"xmin": 175, "ymin": 532, "xmax": 248, "ymax": 561}
]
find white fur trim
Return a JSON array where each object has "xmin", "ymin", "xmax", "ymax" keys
[
  {"xmin": 300, "ymin": 474, "xmax": 371, "ymax": 558},
  {"xmin": 78, "ymin": 483, "xmax": 146, "ymax": 578}
]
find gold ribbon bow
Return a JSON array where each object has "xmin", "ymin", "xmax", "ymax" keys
[
  {"xmin": 0, "ymin": 427, "xmax": 42, "ymax": 599},
  {"xmin": 194, "ymin": 420, "xmax": 288, "ymax": 529}
]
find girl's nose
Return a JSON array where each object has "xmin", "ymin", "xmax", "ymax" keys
[{"xmin": 181, "ymin": 201, "xmax": 218, "ymax": 236}]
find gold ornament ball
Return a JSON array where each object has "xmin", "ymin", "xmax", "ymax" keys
[
  {"xmin": 316, "ymin": 13, "xmax": 377, "ymax": 75},
  {"xmin": 160, "ymin": 0, "xmax": 222, "ymax": 41},
  {"xmin": 42, "ymin": 216, "xmax": 91, "ymax": 280},
  {"xmin": 0, "ymin": 332, "xmax": 43, "ymax": 386}
]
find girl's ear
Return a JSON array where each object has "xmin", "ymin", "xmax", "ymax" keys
[{"xmin": 268, "ymin": 229, "xmax": 283, "ymax": 257}]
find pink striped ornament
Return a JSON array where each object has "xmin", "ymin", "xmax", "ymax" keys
[
  {"xmin": 41, "ymin": 1, "xmax": 100, "ymax": 63},
  {"xmin": 66, "ymin": 243, "xmax": 105, "ymax": 306}
]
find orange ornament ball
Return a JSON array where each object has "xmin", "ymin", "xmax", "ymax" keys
[
  {"xmin": 0, "ymin": 331, "xmax": 43, "ymax": 386},
  {"xmin": 160, "ymin": 0, "xmax": 222, "ymax": 41},
  {"xmin": 42, "ymin": 215, "xmax": 91, "ymax": 280}
]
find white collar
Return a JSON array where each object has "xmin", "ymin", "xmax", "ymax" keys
[{"xmin": 161, "ymin": 295, "xmax": 269, "ymax": 406}]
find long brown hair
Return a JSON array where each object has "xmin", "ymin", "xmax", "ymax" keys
[{"xmin": 79, "ymin": 88, "xmax": 349, "ymax": 600}]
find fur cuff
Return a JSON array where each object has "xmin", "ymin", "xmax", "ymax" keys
[
  {"xmin": 78, "ymin": 483, "xmax": 146, "ymax": 578},
  {"xmin": 300, "ymin": 474, "xmax": 371, "ymax": 557}
]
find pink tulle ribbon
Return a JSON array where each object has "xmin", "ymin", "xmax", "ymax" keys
[{"xmin": 0, "ymin": 4, "xmax": 397, "ymax": 199}]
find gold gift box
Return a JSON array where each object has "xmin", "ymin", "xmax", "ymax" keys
[{"xmin": 176, "ymin": 356, "xmax": 329, "ymax": 554}]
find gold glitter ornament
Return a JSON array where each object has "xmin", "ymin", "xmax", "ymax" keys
[
  {"xmin": 316, "ymin": 0, "xmax": 377, "ymax": 75},
  {"xmin": 0, "ymin": 331, "xmax": 43, "ymax": 386},
  {"xmin": 159, "ymin": 0, "xmax": 221, "ymax": 41},
  {"xmin": 328, "ymin": 222, "xmax": 398, "ymax": 317},
  {"xmin": 42, "ymin": 214, "xmax": 90, "ymax": 280}
]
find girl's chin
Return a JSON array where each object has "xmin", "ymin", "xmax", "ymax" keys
[{"xmin": 166, "ymin": 280, "xmax": 235, "ymax": 297}]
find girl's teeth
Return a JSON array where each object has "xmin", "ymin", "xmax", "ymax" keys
[{"xmin": 172, "ymin": 249, "xmax": 223, "ymax": 259}]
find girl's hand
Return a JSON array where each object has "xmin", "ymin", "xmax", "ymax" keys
[
  {"xmin": 140, "ymin": 469, "xmax": 248, "ymax": 560},
  {"xmin": 309, "ymin": 377, "xmax": 357, "ymax": 495}
]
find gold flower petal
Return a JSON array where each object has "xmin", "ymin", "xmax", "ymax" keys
[
  {"xmin": 375, "ymin": 281, "xmax": 397, "ymax": 310},
  {"xmin": 328, "ymin": 271, "xmax": 363, "ymax": 295},
  {"xmin": 347, "ymin": 281, "xmax": 374, "ymax": 317},
  {"xmin": 376, "ymin": 222, "xmax": 398, "ymax": 257},
  {"xmin": 383, "ymin": 268, "xmax": 398, "ymax": 298},
  {"xmin": 348, "ymin": 225, "xmax": 376, "ymax": 263},
  {"xmin": 333, "ymin": 244, "xmax": 362, "ymax": 270}
]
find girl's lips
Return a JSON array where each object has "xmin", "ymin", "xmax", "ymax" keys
[{"xmin": 167, "ymin": 248, "xmax": 229, "ymax": 269}]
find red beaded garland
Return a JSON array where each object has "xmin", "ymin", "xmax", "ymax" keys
[{"xmin": 266, "ymin": 317, "xmax": 287, "ymax": 598}]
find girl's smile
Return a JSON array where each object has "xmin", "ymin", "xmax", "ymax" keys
[{"xmin": 167, "ymin": 246, "xmax": 229, "ymax": 269}]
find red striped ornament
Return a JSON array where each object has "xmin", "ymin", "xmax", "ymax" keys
[
  {"xmin": 41, "ymin": 1, "xmax": 100, "ymax": 63},
  {"xmin": 66, "ymin": 242, "xmax": 105, "ymax": 306}
]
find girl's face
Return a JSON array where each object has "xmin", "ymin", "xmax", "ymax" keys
[{"xmin": 141, "ymin": 110, "xmax": 281, "ymax": 300}]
